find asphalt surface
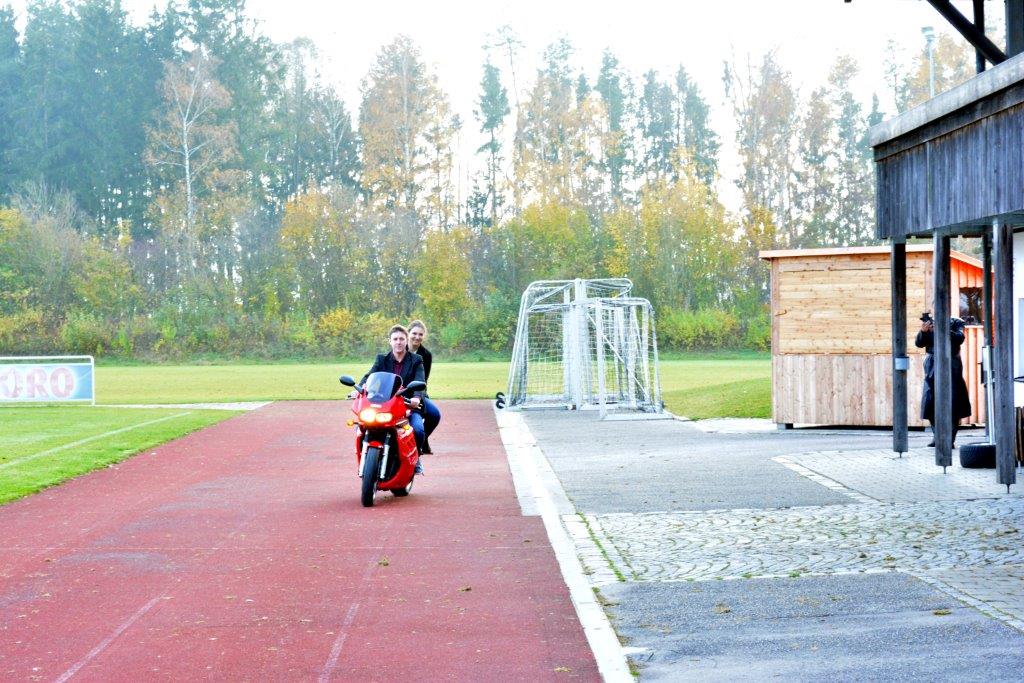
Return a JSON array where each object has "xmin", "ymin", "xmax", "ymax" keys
[
  {"xmin": 523, "ymin": 411, "xmax": 1024, "ymax": 681},
  {"xmin": 602, "ymin": 573, "xmax": 1024, "ymax": 682},
  {"xmin": 523, "ymin": 412, "xmax": 910, "ymax": 512}
]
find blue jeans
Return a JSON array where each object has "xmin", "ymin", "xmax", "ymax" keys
[
  {"xmin": 408, "ymin": 410, "xmax": 425, "ymax": 450},
  {"xmin": 422, "ymin": 398, "xmax": 441, "ymax": 438}
]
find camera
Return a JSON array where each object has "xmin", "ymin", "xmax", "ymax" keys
[{"xmin": 920, "ymin": 312, "xmax": 932, "ymax": 323}]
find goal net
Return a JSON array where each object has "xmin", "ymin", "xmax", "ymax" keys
[{"xmin": 506, "ymin": 279, "xmax": 663, "ymax": 414}]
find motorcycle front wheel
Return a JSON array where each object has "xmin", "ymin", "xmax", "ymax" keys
[{"xmin": 361, "ymin": 446, "xmax": 381, "ymax": 507}]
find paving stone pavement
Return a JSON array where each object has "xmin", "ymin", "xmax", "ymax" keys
[
  {"xmin": 563, "ymin": 446, "xmax": 1024, "ymax": 632},
  {"xmin": 576, "ymin": 497, "xmax": 1024, "ymax": 582},
  {"xmin": 776, "ymin": 447, "xmax": 1024, "ymax": 503}
]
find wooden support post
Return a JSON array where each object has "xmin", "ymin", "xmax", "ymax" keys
[
  {"xmin": 892, "ymin": 240, "xmax": 909, "ymax": 454},
  {"xmin": 933, "ymin": 234, "xmax": 953, "ymax": 468},
  {"xmin": 1008, "ymin": 0, "xmax": 1024, "ymax": 57},
  {"xmin": 983, "ymin": 232, "xmax": 994, "ymax": 347},
  {"xmin": 974, "ymin": 0, "xmax": 987, "ymax": 72},
  {"xmin": 993, "ymin": 222, "xmax": 1017, "ymax": 488},
  {"xmin": 982, "ymin": 232, "xmax": 994, "ymax": 440}
]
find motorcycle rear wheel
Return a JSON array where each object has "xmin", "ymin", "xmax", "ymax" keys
[
  {"xmin": 392, "ymin": 476, "xmax": 414, "ymax": 497},
  {"xmin": 361, "ymin": 446, "xmax": 381, "ymax": 507}
]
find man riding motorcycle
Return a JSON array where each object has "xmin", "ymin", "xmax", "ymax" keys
[{"xmin": 359, "ymin": 325, "xmax": 427, "ymax": 473}]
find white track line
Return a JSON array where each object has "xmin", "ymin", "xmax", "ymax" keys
[
  {"xmin": 496, "ymin": 408, "xmax": 633, "ymax": 683},
  {"xmin": 0, "ymin": 412, "xmax": 194, "ymax": 471},
  {"xmin": 318, "ymin": 560, "xmax": 377, "ymax": 682},
  {"xmin": 55, "ymin": 595, "xmax": 165, "ymax": 682}
]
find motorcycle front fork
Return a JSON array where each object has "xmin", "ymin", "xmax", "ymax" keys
[{"xmin": 358, "ymin": 431, "xmax": 391, "ymax": 479}]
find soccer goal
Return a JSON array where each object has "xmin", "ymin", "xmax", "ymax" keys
[{"xmin": 506, "ymin": 278, "xmax": 663, "ymax": 415}]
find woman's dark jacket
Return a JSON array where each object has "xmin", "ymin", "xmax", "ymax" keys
[
  {"xmin": 360, "ymin": 351, "xmax": 425, "ymax": 399},
  {"xmin": 915, "ymin": 326, "xmax": 972, "ymax": 421},
  {"xmin": 414, "ymin": 345, "xmax": 433, "ymax": 382}
]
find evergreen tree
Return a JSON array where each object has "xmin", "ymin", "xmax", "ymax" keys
[
  {"xmin": 794, "ymin": 85, "xmax": 834, "ymax": 247},
  {"xmin": 0, "ymin": 6, "xmax": 21, "ymax": 199},
  {"xmin": 575, "ymin": 72, "xmax": 590, "ymax": 106},
  {"xmin": 675, "ymin": 66, "xmax": 719, "ymax": 187},
  {"xmin": 637, "ymin": 69, "xmax": 674, "ymax": 182},
  {"xmin": 474, "ymin": 61, "xmax": 509, "ymax": 227},
  {"xmin": 67, "ymin": 0, "xmax": 158, "ymax": 234},
  {"xmin": 266, "ymin": 38, "xmax": 321, "ymax": 208},
  {"xmin": 828, "ymin": 55, "xmax": 873, "ymax": 245},
  {"xmin": 595, "ymin": 50, "xmax": 629, "ymax": 205},
  {"xmin": 311, "ymin": 85, "xmax": 359, "ymax": 190},
  {"xmin": 16, "ymin": 1, "xmax": 78, "ymax": 197}
]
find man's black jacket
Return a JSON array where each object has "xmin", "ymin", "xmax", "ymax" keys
[{"xmin": 360, "ymin": 351, "xmax": 426, "ymax": 399}]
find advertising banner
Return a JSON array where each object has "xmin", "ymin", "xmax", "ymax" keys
[{"xmin": 0, "ymin": 357, "xmax": 95, "ymax": 404}]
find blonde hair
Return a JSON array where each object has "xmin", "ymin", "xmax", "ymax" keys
[{"xmin": 408, "ymin": 319, "xmax": 427, "ymax": 334}]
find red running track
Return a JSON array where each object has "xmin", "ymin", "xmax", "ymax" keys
[{"xmin": 0, "ymin": 401, "xmax": 599, "ymax": 681}]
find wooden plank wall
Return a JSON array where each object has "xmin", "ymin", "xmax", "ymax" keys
[
  {"xmin": 874, "ymin": 88, "xmax": 1024, "ymax": 240},
  {"xmin": 775, "ymin": 252, "xmax": 929, "ymax": 355},
  {"xmin": 771, "ymin": 250, "xmax": 985, "ymax": 426},
  {"xmin": 772, "ymin": 353, "xmax": 925, "ymax": 426}
]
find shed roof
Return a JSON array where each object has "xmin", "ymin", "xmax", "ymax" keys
[{"xmin": 759, "ymin": 245, "xmax": 982, "ymax": 269}]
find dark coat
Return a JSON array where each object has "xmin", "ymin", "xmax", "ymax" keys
[
  {"xmin": 360, "ymin": 351, "xmax": 426, "ymax": 399},
  {"xmin": 412, "ymin": 344, "xmax": 432, "ymax": 382},
  {"xmin": 915, "ymin": 327, "xmax": 972, "ymax": 421}
]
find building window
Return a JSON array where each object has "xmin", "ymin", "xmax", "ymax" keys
[{"xmin": 959, "ymin": 287, "xmax": 983, "ymax": 325}]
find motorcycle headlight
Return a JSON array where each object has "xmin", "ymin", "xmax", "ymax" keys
[
  {"xmin": 375, "ymin": 412, "xmax": 393, "ymax": 423},
  {"xmin": 359, "ymin": 408, "xmax": 377, "ymax": 423}
]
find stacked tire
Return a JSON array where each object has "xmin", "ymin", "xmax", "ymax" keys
[{"xmin": 959, "ymin": 443, "xmax": 996, "ymax": 468}]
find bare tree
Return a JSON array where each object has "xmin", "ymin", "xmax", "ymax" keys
[{"xmin": 145, "ymin": 51, "xmax": 236, "ymax": 236}]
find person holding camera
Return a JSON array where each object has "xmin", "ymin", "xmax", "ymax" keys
[{"xmin": 915, "ymin": 312, "xmax": 972, "ymax": 448}]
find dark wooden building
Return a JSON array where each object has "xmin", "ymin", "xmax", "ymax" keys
[{"xmin": 870, "ymin": 0, "xmax": 1024, "ymax": 488}]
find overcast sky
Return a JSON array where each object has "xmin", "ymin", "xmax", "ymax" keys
[{"xmin": 6, "ymin": 0, "xmax": 983, "ymax": 211}]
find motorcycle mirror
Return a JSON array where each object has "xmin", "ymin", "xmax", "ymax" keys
[
  {"xmin": 402, "ymin": 381, "xmax": 427, "ymax": 395},
  {"xmin": 339, "ymin": 375, "xmax": 356, "ymax": 386}
]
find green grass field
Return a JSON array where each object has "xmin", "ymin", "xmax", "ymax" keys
[
  {"xmin": 0, "ymin": 407, "xmax": 238, "ymax": 504},
  {"xmin": 94, "ymin": 357, "xmax": 770, "ymax": 419},
  {"xmin": 95, "ymin": 362, "xmax": 510, "ymax": 403},
  {"xmin": 1, "ymin": 355, "xmax": 769, "ymax": 505}
]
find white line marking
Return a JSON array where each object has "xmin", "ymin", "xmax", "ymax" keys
[
  {"xmin": 55, "ymin": 595, "xmax": 164, "ymax": 682},
  {"xmin": 0, "ymin": 412, "xmax": 194, "ymax": 471},
  {"xmin": 911, "ymin": 571, "xmax": 1024, "ymax": 633},
  {"xmin": 495, "ymin": 408, "xmax": 634, "ymax": 683},
  {"xmin": 318, "ymin": 560, "xmax": 376, "ymax": 682},
  {"xmin": 772, "ymin": 455, "xmax": 880, "ymax": 504},
  {"xmin": 104, "ymin": 402, "xmax": 269, "ymax": 411}
]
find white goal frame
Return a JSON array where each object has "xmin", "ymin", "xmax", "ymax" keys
[{"xmin": 506, "ymin": 278, "xmax": 662, "ymax": 415}]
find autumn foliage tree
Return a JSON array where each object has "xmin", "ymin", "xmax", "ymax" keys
[{"xmin": 1, "ymin": 2, "xmax": 937, "ymax": 358}]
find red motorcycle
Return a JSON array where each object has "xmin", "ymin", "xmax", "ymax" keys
[{"xmin": 340, "ymin": 372, "xmax": 426, "ymax": 507}]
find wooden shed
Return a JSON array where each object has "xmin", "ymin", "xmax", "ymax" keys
[{"xmin": 760, "ymin": 246, "xmax": 986, "ymax": 428}]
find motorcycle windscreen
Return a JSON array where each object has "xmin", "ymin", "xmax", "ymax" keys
[{"xmin": 364, "ymin": 372, "xmax": 402, "ymax": 402}]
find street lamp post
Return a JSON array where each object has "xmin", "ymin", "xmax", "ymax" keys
[{"xmin": 922, "ymin": 25, "xmax": 936, "ymax": 98}]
